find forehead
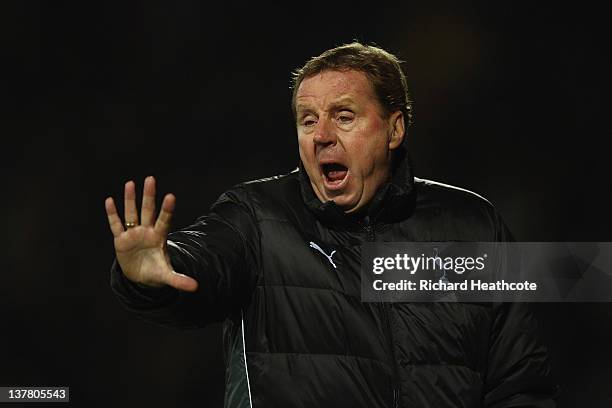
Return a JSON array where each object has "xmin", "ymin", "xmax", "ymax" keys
[{"xmin": 295, "ymin": 69, "xmax": 376, "ymax": 107}]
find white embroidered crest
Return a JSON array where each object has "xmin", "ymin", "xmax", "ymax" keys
[{"xmin": 309, "ymin": 241, "xmax": 337, "ymax": 269}]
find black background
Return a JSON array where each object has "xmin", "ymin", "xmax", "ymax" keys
[{"xmin": 3, "ymin": 1, "xmax": 611, "ymax": 406}]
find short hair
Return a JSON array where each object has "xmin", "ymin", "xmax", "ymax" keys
[{"xmin": 291, "ymin": 42, "xmax": 413, "ymax": 127}]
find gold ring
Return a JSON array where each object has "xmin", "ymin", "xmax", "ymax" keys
[{"xmin": 125, "ymin": 221, "xmax": 137, "ymax": 229}]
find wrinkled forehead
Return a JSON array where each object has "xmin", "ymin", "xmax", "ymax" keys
[{"xmin": 295, "ymin": 69, "xmax": 376, "ymax": 107}]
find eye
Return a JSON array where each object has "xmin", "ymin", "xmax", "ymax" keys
[
  {"xmin": 300, "ymin": 115, "xmax": 317, "ymax": 127},
  {"xmin": 336, "ymin": 111, "xmax": 354, "ymax": 124}
]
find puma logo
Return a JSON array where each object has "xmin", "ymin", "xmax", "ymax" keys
[{"xmin": 309, "ymin": 241, "xmax": 337, "ymax": 269}]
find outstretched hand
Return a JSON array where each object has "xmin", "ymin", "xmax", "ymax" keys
[{"xmin": 105, "ymin": 176, "xmax": 198, "ymax": 292}]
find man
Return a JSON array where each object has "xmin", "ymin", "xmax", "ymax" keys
[{"xmin": 107, "ymin": 43, "xmax": 558, "ymax": 407}]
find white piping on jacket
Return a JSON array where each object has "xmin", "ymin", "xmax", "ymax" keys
[{"xmin": 241, "ymin": 310, "xmax": 253, "ymax": 408}]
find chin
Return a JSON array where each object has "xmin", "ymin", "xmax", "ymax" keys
[
  {"xmin": 328, "ymin": 194, "xmax": 359, "ymax": 212},
  {"xmin": 313, "ymin": 179, "xmax": 360, "ymax": 211}
]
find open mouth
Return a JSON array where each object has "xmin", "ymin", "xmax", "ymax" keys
[{"xmin": 321, "ymin": 163, "xmax": 349, "ymax": 190}]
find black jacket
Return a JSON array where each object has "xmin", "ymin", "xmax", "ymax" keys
[{"xmin": 111, "ymin": 153, "xmax": 558, "ymax": 407}]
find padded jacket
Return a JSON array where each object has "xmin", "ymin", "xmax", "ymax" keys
[{"xmin": 111, "ymin": 151, "xmax": 558, "ymax": 407}]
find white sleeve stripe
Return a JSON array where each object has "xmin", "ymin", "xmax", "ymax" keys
[{"xmin": 241, "ymin": 310, "xmax": 253, "ymax": 408}]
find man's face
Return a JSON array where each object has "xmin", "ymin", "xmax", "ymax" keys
[{"xmin": 296, "ymin": 69, "xmax": 404, "ymax": 213}]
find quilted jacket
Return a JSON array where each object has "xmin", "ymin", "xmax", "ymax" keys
[{"xmin": 111, "ymin": 149, "xmax": 558, "ymax": 407}]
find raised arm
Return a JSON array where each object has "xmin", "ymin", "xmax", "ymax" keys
[
  {"xmin": 105, "ymin": 176, "xmax": 198, "ymax": 291},
  {"xmin": 107, "ymin": 176, "xmax": 259, "ymax": 329}
]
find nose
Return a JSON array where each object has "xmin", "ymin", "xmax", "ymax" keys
[{"xmin": 313, "ymin": 117, "xmax": 337, "ymax": 147}]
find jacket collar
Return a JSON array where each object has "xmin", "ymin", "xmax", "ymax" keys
[{"xmin": 298, "ymin": 147, "xmax": 417, "ymax": 228}]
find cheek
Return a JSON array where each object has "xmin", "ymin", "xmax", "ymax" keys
[
  {"xmin": 298, "ymin": 137, "xmax": 319, "ymax": 174},
  {"xmin": 347, "ymin": 128, "xmax": 387, "ymax": 171},
  {"xmin": 297, "ymin": 134, "xmax": 313, "ymax": 156}
]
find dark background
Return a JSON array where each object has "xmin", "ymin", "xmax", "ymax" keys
[{"xmin": 3, "ymin": 1, "xmax": 611, "ymax": 406}]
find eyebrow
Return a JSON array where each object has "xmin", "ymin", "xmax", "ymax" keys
[
  {"xmin": 295, "ymin": 104, "xmax": 315, "ymax": 115},
  {"xmin": 328, "ymin": 97, "xmax": 357, "ymax": 111},
  {"xmin": 329, "ymin": 96, "xmax": 356, "ymax": 107},
  {"xmin": 295, "ymin": 97, "xmax": 357, "ymax": 115}
]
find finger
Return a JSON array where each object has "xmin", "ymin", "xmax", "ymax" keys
[
  {"xmin": 105, "ymin": 197, "xmax": 125, "ymax": 237},
  {"xmin": 124, "ymin": 180, "xmax": 139, "ymax": 226},
  {"xmin": 165, "ymin": 271, "xmax": 199, "ymax": 292},
  {"xmin": 155, "ymin": 193, "xmax": 176, "ymax": 237},
  {"xmin": 141, "ymin": 176, "xmax": 156, "ymax": 227}
]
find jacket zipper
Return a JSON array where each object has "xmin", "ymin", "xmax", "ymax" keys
[{"xmin": 362, "ymin": 218, "xmax": 400, "ymax": 408}]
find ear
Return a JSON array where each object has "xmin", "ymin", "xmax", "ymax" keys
[{"xmin": 387, "ymin": 111, "xmax": 405, "ymax": 150}]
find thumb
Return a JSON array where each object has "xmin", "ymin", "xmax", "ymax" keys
[{"xmin": 164, "ymin": 270, "xmax": 199, "ymax": 292}]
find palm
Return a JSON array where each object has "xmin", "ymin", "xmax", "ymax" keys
[
  {"xmin": 105, "ymin": 176, "xmax": 198, "ymax": 292},
  {"xmin": 114, "ymin": 227, "xmax": 169, "ymax": 285}
]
